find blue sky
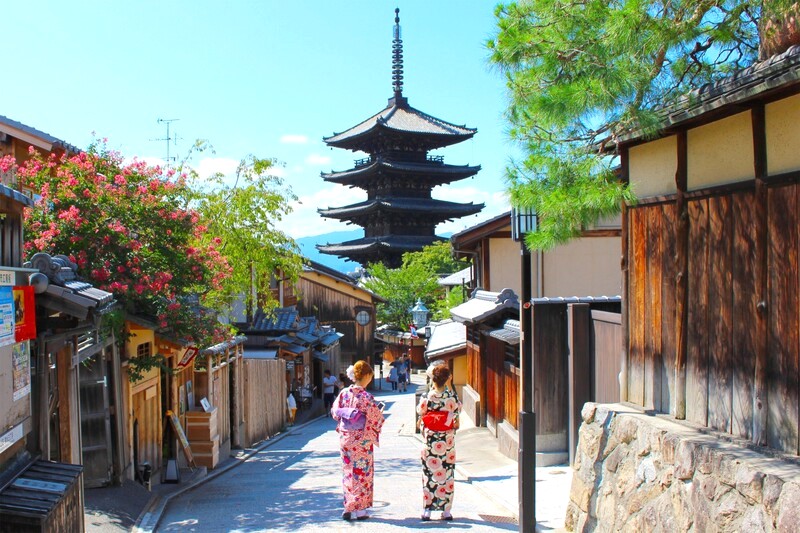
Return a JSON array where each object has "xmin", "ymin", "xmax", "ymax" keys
[{"xmin": 5, "ymin": 1, "xmax": 517, "ymax": 238}]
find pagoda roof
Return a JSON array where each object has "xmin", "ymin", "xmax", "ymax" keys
[
  {"xmin": 318, "ymin": 197, "xmax": 484, "ymax": 220},
  {"xmin": 317, "ymin": 235, "xmax": 445, "ymax": 257},
  {"xmin": 323, "ymin": 99, "xmax": 477, "ymax": 151},
  {"xmin": 322, "ymin": 157, "xmax": 480, "ymax": 186}
]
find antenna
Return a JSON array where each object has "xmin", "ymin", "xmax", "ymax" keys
[{"xmin": 152, "ymin": 118, "xmax": 180, "ymax": 169}]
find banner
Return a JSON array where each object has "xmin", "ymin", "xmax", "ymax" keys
[{"xmin": 13, "ymin": 286, "xmax": 36, "ymax": 343}]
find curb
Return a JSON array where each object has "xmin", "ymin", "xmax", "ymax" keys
[{"xmin": 132, "ymin": 417, "xmax": 322, "ymax": 533}]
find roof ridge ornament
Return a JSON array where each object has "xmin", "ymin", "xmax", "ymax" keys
[{"xmin": 391, "ymin": 8, "xmax": 408, "ymax": 107}]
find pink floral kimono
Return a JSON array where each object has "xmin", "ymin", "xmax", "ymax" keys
[{"xmin": 331, "ymin": 385, "xmax": 384, "ymax": 513}]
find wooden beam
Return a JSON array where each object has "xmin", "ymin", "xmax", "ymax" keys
[
  {"xmin": 620, "ymin": 150, "xmax": 630, "ymax": 402},
  {"xmin": 674, "ymin": 131, "xmax": 689, "ymax": 419},
  {"xmin": 567, "ymin": 303, "xmax": 591, "ymax": 466},
  {"xmin": 752, "ymin": 104, "xmax": 769, "ymax": 446}
]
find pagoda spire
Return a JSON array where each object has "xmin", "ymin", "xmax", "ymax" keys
[{"xmin": 391, "ymin": 8, "xmax": 406, "ymax": 105}]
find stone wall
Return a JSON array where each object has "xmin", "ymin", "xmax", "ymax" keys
[{"xmin": 566, "ymin": 402, "xmax": 800, "ymax": 532}]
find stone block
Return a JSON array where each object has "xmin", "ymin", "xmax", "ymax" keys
[
  {"xmin": 741, "ymin": 506, "xmax": 769, "ymax": 533},
  {"xmin": 605, "ymin": 444, "xmax": 627, "ymax": 474},
  {"xmin": 776, "ymin": 482, "xmax": 800, "ymax": 533},
  {"xmin": 714, "ymin": 488, "xmax": 747, "ymax": 531},
  {"xmin": 581, "ymin": 402, "xmax": 597, "ymax": 424},
  {"xmin": 580, "ymin": 423, "xmax": 604, "ymax": 462},
  {"xmin": 636, "ymin": 456, "xmax": 657, "ymax": 486},
  {"xmin": 616, "ymin": 416, "xmax": 639, "ymax": 445},
  {"xmin": 763, "ymin": 474, "xmax": 784, "ymax": 514},
  {"xmin": 564, "ymin": 501, "xmax": 581, "ymax": 532},
  {"xmin": 675, "ymin": 440, "xmax": 696, "ymax": 480},
  {"xmin": 735, "ymin": 465, "xmax": 765, "ymax": 504},
  {"xmin": 571, "ymin": 474, "xmax": 593, "ymax": 512}
]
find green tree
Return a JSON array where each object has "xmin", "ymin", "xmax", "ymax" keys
[
  {"xmin": 401, "ymin": 240, "xmax": 467, "ymax": 276},
  {"xmin": 183, "ymin": 144, "xmax": 303, "ymax": 320},
  {"xmin": 489, "ymin": 0, "xmax": 786, "ymax": 250}
]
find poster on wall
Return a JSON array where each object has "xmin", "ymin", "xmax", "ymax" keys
[
  {"xmin": 0, "ymin": 286, "xmax": 15, "ymax": 347},
  {"xmin": 176, "ymin": 346, "xmax": 199, "ymax": 368},
  {"xmin": 13, "ymin": 286, "xmax": 36, "ymax": 343},
  {"xmin": 12, "ymin": 341, "xmax": 30, "ymax": 401}
]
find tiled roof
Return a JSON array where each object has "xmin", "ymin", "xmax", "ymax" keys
[
  {"xmin": 313, "ymin": 350, "xmax": 330, "ymax": 363},
  {"xmin": 424, "ymin": 319, "xmax": 466, "ymax": 360},
  {"xmin": 319, "ymin": 331, "xmax": 344, "ymax": 347},
  {"xmin": 438, "ymin": 266, "xmax": 473, "ymax": 287},
  {"xmin": 322, "ymin": 158, "xmax": 480, "ymax": 185},
  {"xmin": 618, "ymin": 45, "xmax": 800, "ymax": 146},
  {"xmin": 25, "ymin": 252, "xmax": 115, "ymax": 320},
  {"xmin": 324, "ymin": 100, "xmax": 476, "ymax": 150},
  {"xmin": 319, "ymin": 197, "xmax": 484, "ymax": 220},
  {"xmin": 281, "ymin": 343, "xmax": 308, "ymax": 355},
  {"xmin": 0, "ymin": 184, "xmax": 33, "ymax": 207},
  {"xmin": 450, "ymin": 288, "xmax": 519, "ymax": 325},
  {"xmin": 317, "ymin": 235, "xmax": 444, "ymax": 256},
  {"xmin": 488, "ymin": 319, "xmax": 521, "ymax": 345},
  {"xmin": 0, "ymin": 115, "xmax": 81, "ymax": 154},
  {"xmin": 201, "ymin": 336, "xmax": 246, "ymax": 355},
  {"xmin": 250, "ymin": 307, "xmax": 299, "ymax": 332}
]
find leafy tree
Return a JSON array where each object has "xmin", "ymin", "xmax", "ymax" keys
[
  {"xmin": 401, "ymin": 240, "xmax": 467, "ymax": 276},
  {"xmin": 11, "ymin": 141, "xmax": 234, "ymax": 352},
  {"xmin": 183, "ymin": 143, "xmax": 303, "ymax": 320},
  {"xmin": 363, "ymin": 242, "xmax": 467, "ymax": 328},
  {"xmin": 488, "ymin": 0, "xmax": 788, "ymax": 250}
]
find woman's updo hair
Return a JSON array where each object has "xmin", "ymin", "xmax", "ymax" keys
[
  {"xmin": 430, "ymin": 364, "xmax": 451, "ymax": 387},
  {"xmin": 352, "ymin": 360, "xmax": 374, "ymax": 381}
]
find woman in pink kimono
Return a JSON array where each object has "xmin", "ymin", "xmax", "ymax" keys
[
  {"xmin": 417, "ymin": 363, "xmax": 461, "ymax": 521},
  {"xmin": 331, "ymin": 360, "xmax": 384, "ymax": 521}
]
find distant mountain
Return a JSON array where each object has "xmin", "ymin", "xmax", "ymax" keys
[
  {"xmin": 295, "ymin": 230, "xmax": 363, "ymax": 275},
  {"xmin": 295, "ymin": 230, "xmax": 455, "ymax": 276}
]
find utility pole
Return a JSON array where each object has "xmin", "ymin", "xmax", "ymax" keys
[{"xmin": 152, "ymin": 118, "xmax": 180, "ymax": 170}]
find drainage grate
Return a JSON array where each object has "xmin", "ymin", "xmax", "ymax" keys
[{"xmin": 479, "ymin": 514, "xmax": 519, "ymax": 524}]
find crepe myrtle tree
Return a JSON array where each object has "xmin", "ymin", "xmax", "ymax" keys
[
  {"xmin": 8, "ymin": 141, "xmax": 235, "ymax": 380},
  {"xmin": 489, "ymin": 0, "xmax": 792, "ymax": 251}
]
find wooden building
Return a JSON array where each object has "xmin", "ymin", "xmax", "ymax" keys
[
  {"xmin": 317, "ymin": 9, "xmax": 483, "ymax": 268},
  {"xmin": 617, "ymin": 44, "xmax": 800, "ymax": 455},
  {"xmin": 295, "ymin": 261, "xmax": 381, "ymax": 375}
]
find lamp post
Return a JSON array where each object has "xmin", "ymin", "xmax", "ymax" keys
[
  {"xmin": 410, "ymin": 298, "xmax": 429, "ymax": 333},
  {"xmin": 512, "ymin": 206, "xmax": 537, "ymax": 533}
]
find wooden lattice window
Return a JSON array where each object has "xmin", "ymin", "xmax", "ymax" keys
[{"xmin": 136, "ymin": 342, "xmax": 151, "ymax": 358}]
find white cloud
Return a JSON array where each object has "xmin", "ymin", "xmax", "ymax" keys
[
  {"xmin": 280, "ymin": 134, "xmax": 309, "ymax": 144},
  {"xmin": 277, "ymin": 186, "xmax": 366, "ymax": 238},
  {"xmin": 194, "ymin": 157, "xmax": 240, "ymax": 180},
  {"xmin": 305, "ymin": 154, "xmax": 332, "ymax": 166}
]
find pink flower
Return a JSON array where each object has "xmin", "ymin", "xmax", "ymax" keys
[
  {"xmin": 425, "ymin": 456, "xmax": 443, "ymax": 471},
  {"xmin": 432, "ymin": 468, "xmax": 448, "ymax": 484},
  {"xmin": 431, "ymin": 441, "xmax": 448, "ymax": 456}
]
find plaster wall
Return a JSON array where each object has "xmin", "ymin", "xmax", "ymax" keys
[
  {"xmin": 628, "ymin": 135, "xmax": 678, "ymax": 198},
  {"xmin": 766, "ymin": 93, "xmax": 800, "ymax": 175},
  {"xmin": 688, "ymin": 111, "xmax": 754, "ymax": 189},
  {"xmin": 543, "ymin": 237, "xmax": 621, "ymax": 297},
  {"xmin": 488, "ymin": 237, "xmax": 521, "ymax": 295}
]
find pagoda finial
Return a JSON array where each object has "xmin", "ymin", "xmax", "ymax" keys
[{"xmin": 392, "ymin": 7, "xmax": 404, "ymax": 100}]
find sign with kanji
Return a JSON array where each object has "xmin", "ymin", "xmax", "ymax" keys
[
  {"xmin": 13, "ymin": 286, "xmax": 36, "ymax": 343},
  {"xmin": 176, "ymin": 346, "xmax": 199, "ymax": 368}
]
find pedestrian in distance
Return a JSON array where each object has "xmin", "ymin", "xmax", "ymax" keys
[
  {"xmin": 323, "ymin": 369, "xmax": 337, "ymax": 415},
  {"xmin": 417, "ymin": 363, "xmax": 461, "ymax": 521},
  {"xmin": 286, "ymin": 392, "xmax": 297, "ymax": 426},
  {"xmin": 388, "ymin": 363, "xmax": 398, "ymax": 391},
  {"xmin": 331, "ymin": 360, "xmax": 385, "ymax": 521}
]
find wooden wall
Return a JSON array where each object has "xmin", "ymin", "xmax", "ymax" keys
[
  {"xmin": 243, "ymin": 358, "xmax": 287, "ymax": 446},
  {"xmin": 626, "ymin": 183, "xmax": 800, "ymax": 454}
]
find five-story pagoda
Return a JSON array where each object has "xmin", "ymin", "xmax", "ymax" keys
[{"xmin": 317, "ymin": 9, "xmax": 483, "ymax": 268}]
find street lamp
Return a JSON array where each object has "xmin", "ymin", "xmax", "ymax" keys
[
  {"xmin": 410, "ymin": 298, "xmax": 429, "ymax": 333},
  {"xmin": 512, "ymin": 206, "xmax": 537, "ymax": 533}
]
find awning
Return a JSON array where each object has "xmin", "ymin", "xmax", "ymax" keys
[
  {"xmin": 280, "ymin": 343, "xmax": 307, "ymax": 355},
  {"xmin": 313, "ymin": 350, "xmax": 329, "ymax": 363}
]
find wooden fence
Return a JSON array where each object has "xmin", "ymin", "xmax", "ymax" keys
[
  {"xmin": 627, "ymin": 182, "xmax": 800, "ymax": 455},
  {"xmin": 243, "ymin": 358, "xmax": 287, "ymax": 446}
]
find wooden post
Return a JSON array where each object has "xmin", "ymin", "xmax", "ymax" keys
[
  {"xmin": 674, "ymin": 131, "xmax": 689, "ymax": 419},
  {"xmin": 620, "ymin": 151, "xmax": 630, "ymax": 403},
  {"xmin": 752, "ymin": 105, "xmax": 769, "ymax": 446},
  {"xmin": 567, "ymin": 303, "xmax": 591, "ymax": 466}
]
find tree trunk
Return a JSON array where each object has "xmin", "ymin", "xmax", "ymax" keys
[{"xmin": 760, "ymin": 3, "xmax": 800, "ymax": 60}]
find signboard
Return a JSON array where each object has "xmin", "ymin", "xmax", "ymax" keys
[
  {"xmin": 0, "ymin": 270, "xmax": 14, "ymax": 286},
  {"xmin": 0, "ymin": 423, "xmax": 24, "ymax": 454},
  {"xmin": 176, "ymin": 346, "xmax": 199, "ymax": 369},
  {"xmin": 13, "ymin": 286, "xmax": 36, "ymax": 343},
  {"xmin": 0, "ymin": 286, "xmax": 15, "ymax": 347},
  {"xmin": 165, "ymin": 410, "xmax": 194, "ymax": 466},
  {"xmin": 12, "ymin": 341, "xmax": 30, "ymax": 401}
]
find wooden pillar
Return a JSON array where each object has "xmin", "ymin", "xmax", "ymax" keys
[
  {"xmin": 56, "ymin": 345, "xmax": 72, "ymax": 463},
  {"xmin": 674, "ymin": 131, "xmax": 689, "ymax": 419},
  {"xmin": 620, "ymin": 151, "xmax": 630, "ymax": 402},
  {"xmin": 567, "ymin": 303, "xmax": 591, "ymax": 465},
  {"xmin": 752, "ymin": 105, "xmax": 769, "ymax": 446}
]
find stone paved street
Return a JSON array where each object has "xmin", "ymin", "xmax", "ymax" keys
[{"xmin": 154, "ymin": 381, "xmax": 520, "ymax": 532}]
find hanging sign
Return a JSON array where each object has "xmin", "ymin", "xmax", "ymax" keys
[
  {"xmin": 176, "ymin": 346, "xmax": 199, "ymax": 369},
  {"xmin": 13, "ymin": 286, "xmax": 36, "ymax": 343},
  {"xmin": 12, "ymin": 341, "xmax": 31, "ymax": 401}
]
